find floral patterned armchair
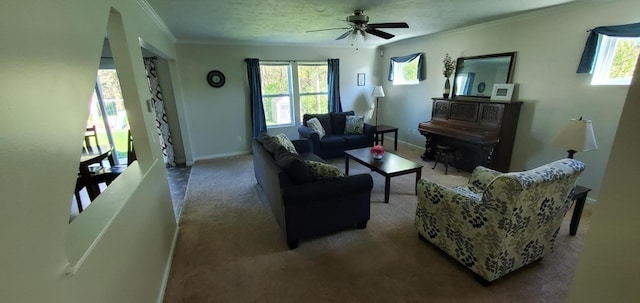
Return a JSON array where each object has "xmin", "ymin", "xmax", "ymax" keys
[{"xmin": 415, "ymin": 159, "xmax": 585, "ymax": 283}]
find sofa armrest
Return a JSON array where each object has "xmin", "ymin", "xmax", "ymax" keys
[
  {"xmin": 282, "ymin": 174, "xmax": 373, "ymax": 205},
  {"xmin": 292, "ymin": 139, "xmax": 312, "ymax": 154},
  {"xmin": 297, "ymin": 125, "xmax": 320, "ymax": 142},
  {"xmin": 363, "ymin": 123, "xmax": 376, "ymax": 138}
]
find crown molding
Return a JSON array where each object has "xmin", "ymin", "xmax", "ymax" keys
[{"xmin": 136, "ymin": 0, "xmax": 176, "ymax": 42}]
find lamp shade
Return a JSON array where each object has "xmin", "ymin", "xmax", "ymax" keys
[
  {"xmin": 550, "ymin": 118, "xmax": 598, "ymax": 153},
  {"xmin": 371, "ymin": 86, "xmax": 385, "ymax": 97}
]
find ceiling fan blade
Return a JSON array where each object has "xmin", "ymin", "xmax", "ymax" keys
[
  {"xmin": 365, "ymin": 28, "xmax": 395, "ymax": 39},
  {"xmin": 368, "ymin": 22, "xmax": 409, "ymax": 29},
  {"xmin": 306, "ymin": 27, "xmax": 350, "ymax": 33},
  {"xmin": 336, "ymin": 30, "xmax": 353, "ymax": 40}
]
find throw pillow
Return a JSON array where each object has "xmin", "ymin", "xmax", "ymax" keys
[
  {"xmin": 306, "ymin": 117, "xmax": 326, "ymax": 139},
  {"xmin": 274, "ymin": 146, "xmax": 314, "ymax": 184},
  {"xmin": 272, "ymin": 133, "xmax": 298, "ymax": 154},
  {"xmin": 303, "ymin": 113, "xmax": 332, "ymax": 134},
  {"xmin": 305, "ymin": 160, "xmax": 345, "ymax": 180},
  {"xmin": 344, "ymin": 115, "xmax": 364, "ymax": 135}
]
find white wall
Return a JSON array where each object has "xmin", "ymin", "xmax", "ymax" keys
[
  {"xmin": 568, "ymin": 29, "xmax": 640, "ymax": 302},
  {"xmin": 375, "ymin": 0, "xmax": 639, "ymax": 199},
  {"xmin": 0, "ymin": 1, "xmax": 178, "ymax": 302},
  {"xmin": 174, "ymin": 44, "xmax": 378, "ymax": 162}
]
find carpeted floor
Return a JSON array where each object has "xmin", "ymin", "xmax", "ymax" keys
[{"xmin": 163, "ymin": 142, "xmax": 591, "ymax": 303}]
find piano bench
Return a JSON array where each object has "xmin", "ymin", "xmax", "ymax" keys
[{"xmin": 432, "ymin": 144, "xmax": 459, "ymax": 175}]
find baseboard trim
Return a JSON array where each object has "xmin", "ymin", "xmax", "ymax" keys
[
  {"xmin": 156, "ymin": 226, "xmax": 180, "ymax": 303},
  {"xmin": 193, "ymin": 150, "xmax": 251, "ymax": 162}
]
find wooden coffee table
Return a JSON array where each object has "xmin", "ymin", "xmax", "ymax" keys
[{"xmin": 345, "ymin": 147, "xmax": 423, "ymax": 203}]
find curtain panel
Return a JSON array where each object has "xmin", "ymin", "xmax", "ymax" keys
[
  {"xmin": 388, "ymin": 53, "xmax": 425, "ymax": 81},
  {"xmin": 576, "ymin": 22, "xmax": 640, "ymax": 74},
  {"xmin": 245, "ymin": 58, "xmax": 267, "ymax": 138},
  {"xmin": 143, "ymin": 57, "xmax": 176, "ymax": 167},
  {"xmin": 328, "ymin": 58, "xmax": 342, "ymax": 113}
]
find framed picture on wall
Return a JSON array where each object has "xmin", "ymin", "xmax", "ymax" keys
[
  {"xmin": 490, "ymin": 83, "xmax": 515, "ymax": 101},
  {"xmin": 357, "ymin": 73, "xmax": 365, "ymax": 86}
]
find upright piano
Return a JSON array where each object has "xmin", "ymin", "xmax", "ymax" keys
[{"xmin": 418, "ymin": 97, "xmax": 522, "ymax": 172}]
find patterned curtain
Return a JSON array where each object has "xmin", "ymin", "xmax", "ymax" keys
[{"xmin": 144, "ymin": 57, "xmax": 176, "ymax": 167}]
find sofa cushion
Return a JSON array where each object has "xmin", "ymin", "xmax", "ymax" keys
[
  {"xmin": 330, "ymin": 111, "xmax": 354, "ymax": 135},
  {"xmin": 272, "ymin": 133, "xmax": 298, "ymax": 154},
  {"xmin": 303, "ymin": 113, "xmax": 332, "ymax": 134},
  {"xmin": 305, "ymin": 160, "xmax": 344, "ymax": 180},
  {"xmin": 319, "ymin": 135, "xmax": 347, "ymax": 150},
  {"xmin": 345, "ymin": 115, "xmax": 364, "ymax": 135},
  {"xmin": 306, "ymin": 117, "xmax": 326, "ymax": 139},
  {"xmin": 342, "ymin": 134, "xmax": 370, "ymax": 147},
  {"xmin": 274, "ymin": 146, "xmax": 314, "ymax": 184}
]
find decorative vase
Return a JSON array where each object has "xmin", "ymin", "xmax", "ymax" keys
[
  {"xmin": 372, "ymin": 153, "xmax": 383, "ymax": 160},
  {"xmin": 443, "ymin": 78, "xmax": 451, "ymax": 98}
]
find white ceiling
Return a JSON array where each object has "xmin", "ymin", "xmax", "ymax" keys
[{"xmin": 145, "ymin": 0, "xmax": 579, "ymax": 47}]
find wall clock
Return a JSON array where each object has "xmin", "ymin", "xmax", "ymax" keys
[{"xmin": 207, "ymin": 70, "xmax": 225, "ymax": 88}]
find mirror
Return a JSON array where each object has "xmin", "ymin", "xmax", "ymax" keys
[{"xmin": 451, "ymin": 52, "xmax": 516, "ymax": 99}]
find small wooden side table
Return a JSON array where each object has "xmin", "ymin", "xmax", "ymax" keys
[
  {"xmin": 374, "ymin": 124, "xmax": 399, "ymax": 150},
  {"xmin": 570, "ymin": 185, "xmax": 591, "ymax": 236}
]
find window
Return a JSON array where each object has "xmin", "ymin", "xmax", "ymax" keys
[
  {"xmin": 592, "ymin": 35, "xmax": 640, "ymax": 85},
  {"xmin": 260, "ymin": 63, "xmax": 293, "ymax": 127},
  {"xmin": 389, "ymin": 53, "xmax": 423, "ymax": 85},
  {"xmin": 392, "ymin": 60, "xmax": 420, "ymax": 85},
  {"xmin": 260, "ymin": 61, "xmax": 328, "ymax": 128},
  {"xmin": 298, "ymin": 63, "xmax": 328, "ymax": 117}
]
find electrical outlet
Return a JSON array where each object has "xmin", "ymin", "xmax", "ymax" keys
[{"xmin": 237, "ymin": 136, "xmax": 242, "ymax": 142}]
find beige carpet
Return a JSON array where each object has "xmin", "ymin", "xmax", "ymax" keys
[{"xmin": 163, "ymin": 143, "xmax": 591, "ymax": 303}]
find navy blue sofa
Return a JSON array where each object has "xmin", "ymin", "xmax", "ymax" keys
[
  {"xmin": 252, "ymin": 135, "xmax": 373, "ymax": 249},
  {"xmin": 297, "ymin": 111, "xmax": 376, "ymax": 159}
]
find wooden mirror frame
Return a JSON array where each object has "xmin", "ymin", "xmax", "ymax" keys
[{"xmin": 451, "ymin": 52, "xmax": 516, "ymax": 99}]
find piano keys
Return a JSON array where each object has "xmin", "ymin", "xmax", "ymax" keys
[{"xmin": 418, "ymin": 98, "xmax": 522, "ymax": 172}]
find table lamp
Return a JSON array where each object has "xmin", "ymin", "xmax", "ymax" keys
[
  {"xmin": 549, "ymin": 117, "xmax": 598, "ymax": 158},
  {"xmin": 371, "ymin": 86, "xmax": 385, "ymax": 126}
]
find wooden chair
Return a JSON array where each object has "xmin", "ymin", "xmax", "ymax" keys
[
  {"xmin": 126, "ymin": 129, "xmax": 136, "ymax": 165},
  {"xmin": 74, "ymin": 128, "xmax": 136, "ymax": 211},
  {"xmin": 83, "ymin": 125, "xmax": 100, "ymax": 153},
  {"xmin": 86, "ymin": 129, "xmax": 135, "ymax": 188}
]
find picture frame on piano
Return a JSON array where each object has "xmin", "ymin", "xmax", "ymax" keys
[{"xmin": 490, "ymin": 83, "xmax": 515, "ymax": 102}]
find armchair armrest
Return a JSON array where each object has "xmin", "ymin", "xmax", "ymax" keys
[
  {"xmin": 467, "ymin": 166, "xmax": 501, "ymax": 192},
  {"xmin": 417, "ymin": 178, "xmax": 502, "ymax": 237},
  {"xmin": 282, "ymin": 174, "xmax": 373, "ymax": 205},
  {"xmin": 418, "ymin": 178, "xmax": 481, "ymax": 209}
]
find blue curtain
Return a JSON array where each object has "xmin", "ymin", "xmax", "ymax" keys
[
  {"xmin": 388, "ymin": 53, "xmax": 425, "ymax": 81},
  {"xmin": 244, "ymin": 58, "xmax": 267, "ymax": 138},
  {"xmin": 328, "ymin": 58, "xmax": 342, "ymax": 112},
  {"xmin": 576, "ymin": 22, "xmax": 640, "ymax": 74}
]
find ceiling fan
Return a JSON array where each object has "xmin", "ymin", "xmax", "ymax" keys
[{"xmin": 307, "ymin": 9, "xmax": 409, "ymax": 41}]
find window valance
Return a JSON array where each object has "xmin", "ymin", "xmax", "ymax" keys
[
  {"xmin": 576, "ymin": 22, "xmax": 640, "ymax": 74},
  {"xmin": 388, "ymin": 53, "xmax": 425, "ymax": 81}
]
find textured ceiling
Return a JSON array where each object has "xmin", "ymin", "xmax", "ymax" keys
[{"xmin": 145, "ymin": 0, "xmax": 579, "ymax": 47}]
